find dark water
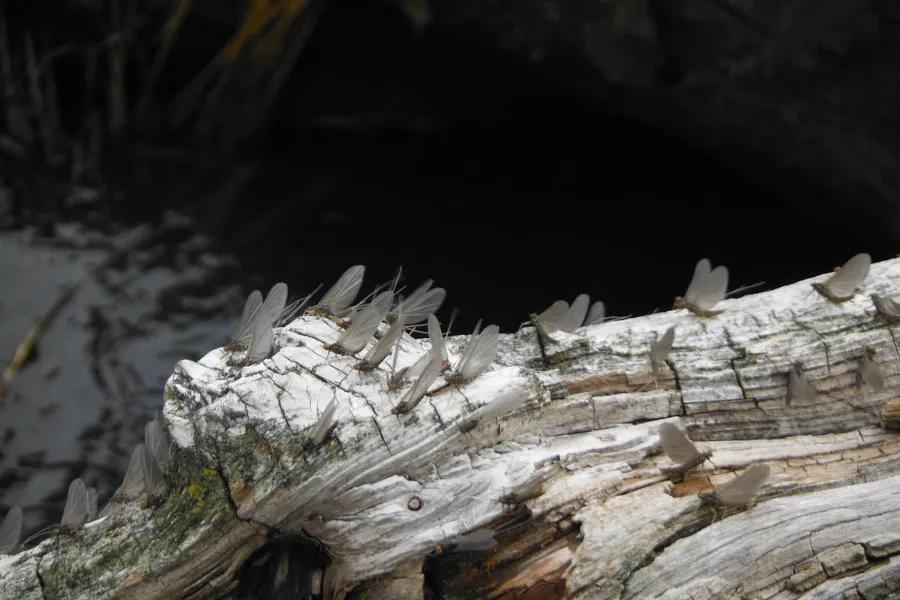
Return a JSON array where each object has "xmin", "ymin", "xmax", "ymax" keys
[{"xmin": 2, "ymin": 0, "xmax": 897, "ymax": 540}]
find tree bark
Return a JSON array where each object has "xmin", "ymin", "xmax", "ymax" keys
[{"xmin": 2, "ymin": 259, "xmax": 900, "ymax": 599}]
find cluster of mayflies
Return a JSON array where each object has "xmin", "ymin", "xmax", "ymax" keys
[{"xmin": 1, "ymin": 252, "xmax": 892, "ymax": 555}]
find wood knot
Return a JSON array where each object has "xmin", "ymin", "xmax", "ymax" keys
[{"xmin": 407, "ymin": 496, "xmax": 423, "ymax": 511}]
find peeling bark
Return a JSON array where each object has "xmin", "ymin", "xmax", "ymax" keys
[{"xmin": 3, "ymin": 259, "xmax": 900, "ymax": 598}]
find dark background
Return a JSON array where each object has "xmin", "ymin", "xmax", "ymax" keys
[{"xmin": 1, "ymin": 0, "xmax": 898, "ymax": 538}]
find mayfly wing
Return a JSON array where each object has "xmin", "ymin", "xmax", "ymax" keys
[
  {"xmin": 650, "ymin": 326, "xmax": 676, "ymax": 366},
  {"xmin": 61, "ymin": 478, "xmax": 89, "ymax": 529},
  {"xmin": 824, "ymin": 253, "xmax": 871, "ymax": 298},
  {"xmin": 659, "ymin": 422, "xmax": 700, "ymax": 465},
  {"xmin": 399, "ymin": 287, "xmax": 446, "ymax": 324},
  {"xmin": 787, "ymin": 364, "xmax": 816, "ymax": 406},
  {"xmin": 872, "ymin": 294, "xmax": 900, "ymax": 319},
  {"xmin": 860, "ymin": 351, "xmax": 885, "ymax": 391},
  {"xmin": 693, "ymin": 264, "xmax": 728, "ymax": 310},
  {"xmin": 118, "ymin": 445, "xmax": 148, "ymax": 500},
  {"xmin": 715, "ymin": 464, "xmax": 770, "ymax": 506},
  {"xmin": 318, "ymin": 265, "xmax": 365, "ymax": 316},
  {"xmin": 428, "ymin": 314, "xmax": 449, "ymax": 363},
  {"xmin": 335, "ymin": 290, "xmax": 393, "ymax": 354},
  {"xmin": 583, "ymin": 301, "xmax": 606, "ymax": 326},
  {"xmin": 0, "ymin": 506, "xmax": 22, "ymax": 554},
  {"xmin": 535, "ymin": 300, "xmax": 569, "ymax": 334},
  {"xmin": 232, "ymin": 290, "xmax": 263, "ymax": 344},
  {"xmin": 398, "ymin": 352, "xmax": 442, "ymax": 412},
  {"xmin": 87, "ymin": 488, "xmax": 98, "ymax": 521},
  {"xmin": 560, "ymin": 294, "xmax": 590, "ymax": 332},
  {"xmin": 141, "ymin": 441, "xmax": 166, "ymax": 498},
  {"xmin": 449, "ymin": 528, "xmax": 497, "ymax": 552},
  {"xmin": 145, "ymin": 418, "xmax": 172, "ymax": 473},
  {"xmin": 247, "ymin": 315, "xmax": 275, "ymax": 362},
  {"xmin": 476, "ymin": 388, "xmax": 525, "ymax": 421},
  {"xmin": 363, "ymin": 316, "xmax": 406, "ymax": 367},
  {"xmin": 458, "ymin": 325, "xmax": 499, "ymax": 380},
  {"xmin": 261, "ymin": 282, "xmax": 289, "ymax": 323},
  {"xmin": 312, "ymin": 398, "xmax": 338, "ymax": 445},
  {"xmin": 684, "ymin": 258, "xmax": 712, "ymax": 305}
]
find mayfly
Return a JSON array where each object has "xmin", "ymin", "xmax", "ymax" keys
[
  {"xmin": 145, "ymin": 417, "xmax": 172, "ymax": 473},
  {"xmin": 393, "ymin": 348, "xmax": 443, "ymax": 414},
  {"xmin": 317, "ymin": 265, "xmax": 366, "ymax": 317},
  {"xmin": 61, "ymin": 478, "xmax": 90, "ymax": 531},
  {"xmin": 871, "ymin": 294, "xmax": 900, "ymax": 323},
  {"xmin": 328, "ymin": 290, "xmax": 393, "ymax": 355},
  {"xmin": 857, "ymin": 346, "xmax": 885, "ymax": 391},
  {"xmin": 87, "ymin": 487, "xmax": 98, "ymax": 521},
  {"xmin": 246, "ymin": 314, "xmax": 275, "ymax": 362},
  {"xmin": 583, "ymin": 300, "xmax": 606, "ymax": 326},
  {"xmin": 560, "ymin": 294, "xmax": 590, "ymax": 332},
  {"xmin": 446, "ymin": 324, "xmax": 499, "ymax": 384},
  {"xmin": 387, "ymin": 314, "xmax": 444, "ymax": 389},
  {"xmin": 699, "ymin": 463, "xmax": 770, "ymax": 509},
  {"xmin": 231, "ymin": 290, "xmax": 263, "ymax": 347},
  {"xmin": 357, "ymin": 315, "xmax": 407, "ymax": 371},
  {"xmin": 674, "ymin": 258, "xmax": 729, "ymax": 317},
  {"xmin": 458, "ymin": 387, "xmax": 525, "ymax": 433},
  {"xmin": 0, "ymin": 506, "xmax": 22, "ymax": 554},
  {"xmin": 388, "ymin": 280, "xmax": 446, "ymax": 325},
  {"xmin": 104, "ymin": 445, "xmax": 148, "ymax": 515},
  {"xmin": 658, "ymin": 422, "xmax": 711, "ymax": 481},
  {"xmin": 650, "ymin": 326, "xmax": 676, "ymax": 370},
  {"xmin": 533, "ymin": 295, "xmax": 592, "ymax": 334},
  {"xmin": 429, "ymin": 314, "xmax": 450, "ymax": 370},
  {"xmin": 787, "ymin": 360, "xmax": 817, "ymax": 406},
  {"xmin": 532, "ymin": 300, "xmax": 570, "ymax": 335},
  {"xmin": 142, "ymin": 442, "xmax": 167, "ymax": 501},
  {"xmin": 310, "ymin": 398, "xmax": 338, "ymax": 446},
  {"xmin": 811, "ymin": 253, "xmax": 871, "ymax": 302}
]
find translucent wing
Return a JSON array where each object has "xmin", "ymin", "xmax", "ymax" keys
[
  {"xmin": 312, "ymin": 398, "xmax": 337, "ymax": 445},
  {"xmin": 319, "ymin": 265, "xmax": 366, "ymax": 316},
  {"xmin": 363, "ymin": 316, "xmax": 406, "ymax": 367},
  {"xmin": 61, "ymin": 478, "xmax": 89, "ymax": 530},
  {"xmin": 476, "ymin": 388, "xmax": 525, "ymax": 421},
  {"xmin": 873, "ymin": 294, "xmax": 900, "ymax": 318},
  {"xmin": 787, "ymin": 366, "xmax": 817, "ymax": 406},
  {"xmin": 683, "ymin": 259, "xmax": 712, "ymax": 304},
  {"xmin": 87, "ymin": 488, "xmax": 98, "ymax": 522},
  {"xmin": 690, "ymin": 262, "xmax": 728, "ymax": 310},
  {"xmin": 650, "ymin": 327, "xmax": 676, "ymax": 366},
  {"xmin": 715, "ymin": 464, "xmax": 770, "ymax": 506},
  {"xmin": 145, "ymin": 418, "xmax": 172, "ymax": 473},
  {"xmin": 231, "ymin": 290, "xmax": 262, "ymax": 345},
  {"xmin": 0, "ymin": 506, "xmax": 22, "ymax": 554},
  {"xmin": 399, "ymin": 351, "xmax": 442, "ymax": 412},
  {"xmin": 824, "ymin": 253, "xmax": 870, "ymax": 298},
  {"xmin": 559, "ymin": 294, "xmax": 590, "ymax": 332},
  {"xmin": 117, "ymin": 445, "xmax": 148, "ymax": 500},
  {"xmin": 428, "ymin": 314, "xmax": 448, "ymax": 363},
  {"xmin": 335, "ymin": 290, "xmax": 393, "ymax": 354},
  {"xmin": 392, "ymin": 280, "xmax": 446, "ymax": 324},
  {"xmin": 860, "ymin": 352, "xmax": 885, "ymax": 391},
  {"xmin": 247, "ymin": 315, "xmax": 275, "ymax": 362},
  {"xmin": 142, "ymin": 442, "xmax": 166, "ymax": 498},
  {"xmin": 659, "ymin": 422, "xmax": 700, "ymax": 465},
  {"xmin": 535, "ymin": 300, "xmax": 569, "ymax": 334},
  {"xmin": 450, "ymin": 528, "xmax": 497, "ymax": 552},
  {"xmin": 583, "ymin": 301, "xmax": 606, "ymax": 326},
  {"xmin": 456, "ymin": 325, "xmax": 499, "ymax": 381},
  {"xmin": 261, "ymin": 282, "xmax": 289, "ymax": 323}
]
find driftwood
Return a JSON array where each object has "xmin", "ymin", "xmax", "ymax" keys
[{"xmin": 2, "ymin": 258, "xmax": 900, "ymax": 599}]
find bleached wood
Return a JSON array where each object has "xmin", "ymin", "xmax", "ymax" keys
[{"xmin": 2, "ymin": 259, "xmax": 900, "ymax": 598}]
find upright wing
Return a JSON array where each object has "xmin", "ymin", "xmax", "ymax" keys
[
  {"xmin": 684, "ymin": 258, "xmax": 712, "ymax": 305},
  {"xmin": 693, "ymin": 264, "xmax": 728, "ymax": 310},
  {"xmin": 559, "ymin": 294, "xmax": 590, "ymax": 332},
  {"xmin": 318, "ymin": 265, "xmax": 366, "ymax": 316},
  {"xmin": 335, "ymin": 290, "xmax": 393, "ymax": 354},
  {"xmin": 457, "ymin": 325, "xmax": 499, "ymax": 381},
  {"xmin": 231, "ymin": 290, "xmax": 263, "ymax": 345},
  {"xmin": 583, "ymin": 301, "xmax": 606, "ymax": 326},
  {"xmin": 0, "ymin": 506, "xmax": 22, "ymax": 554},
  {"xmin": 145, "ymin": 418, "xmax": 172, "ymax": 473},
  {"xmin": 650, "ymin": 326, "xmax": 676, "ymax": 366},
  {"xmin": 860, "ymin": 351, "xmax": 885, "ymax": 391},
  {"xmin": 312, "ymin": 398, "xmax": 338, "ymax": 445},
  {"xmin": 428, "ymin": 314, "xmax": 448, "ymax": 363},
  {"xmin": 260, "ymin": 282, "xmax": 288, "ymax": 323},
  {"xmin": 824, "ymin": 253, "xmax": 870, "ymax": 298},
  {"xmin": 715, "ymin": 464, "xmax": 770, "ymax": 506},
  {"xmin": 363, "ymin": 316, "xmax": 406, "ymax": 367},
  {"xmin": 392, "ymin": 280, "xmax": 446, "ymax": 324},
  {"xmin": 659, "ymin": 422, "xmax": 700, "ymax": 465},
  {"xmin": 535, "ymin": 300, "xmax": 569, "ymax": 334},
  {"xmin": 788, "ymin": 365, "xmax": 817, "ymax": 405},
  {"xmin": 61, "ymin": 478, "xmax": 89, "ymax": 529}
]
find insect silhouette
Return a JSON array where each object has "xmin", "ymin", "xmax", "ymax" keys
[
  {"xmin": 674, "ymin": 258, "xmax": 729, "ymax": 317},
  {"xmin": 0, "ymin": 506, "xmax": 22, "ymax": 555},
  {"xmin": 658, "ymin": 422, "xmax": 711, "ymax": 482},
  {"xmin": 317, "ymin": 265, "xmax": 366, "ymax": 317},
  {"xmin": 857, "ymin": 346, "xmax": 885, "ymax": 391},
  {"xmin": 787, "ymin": 360, "xmax": 817, "ymax": 406},
  {"xmin": 872, "ymin": 294, "xmax": 900, "ymax": 323},
  {"xmin": 699, "ymin": 463, "xmax": 770, "ymax": 514},
  {"xmin": 811, "ymin": 253, "xmax": 870, "ymax": 302},
  {"xmin": 327, "ymin": 290, "xmax": 393, "ymax": 355}
]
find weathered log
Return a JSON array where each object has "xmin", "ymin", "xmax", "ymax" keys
[{"xmin": 2, "ymin": 258, "xmax": 900, "ymax": 598}]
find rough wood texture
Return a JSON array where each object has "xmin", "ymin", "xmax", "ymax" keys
[{"xmin": 2, "ymin": 259, "xmax": 900, "ymax": 599}]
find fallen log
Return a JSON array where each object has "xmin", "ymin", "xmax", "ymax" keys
[{"xmin": 2, "ymin": 257, "xmax": 900, "ymax": 599}]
